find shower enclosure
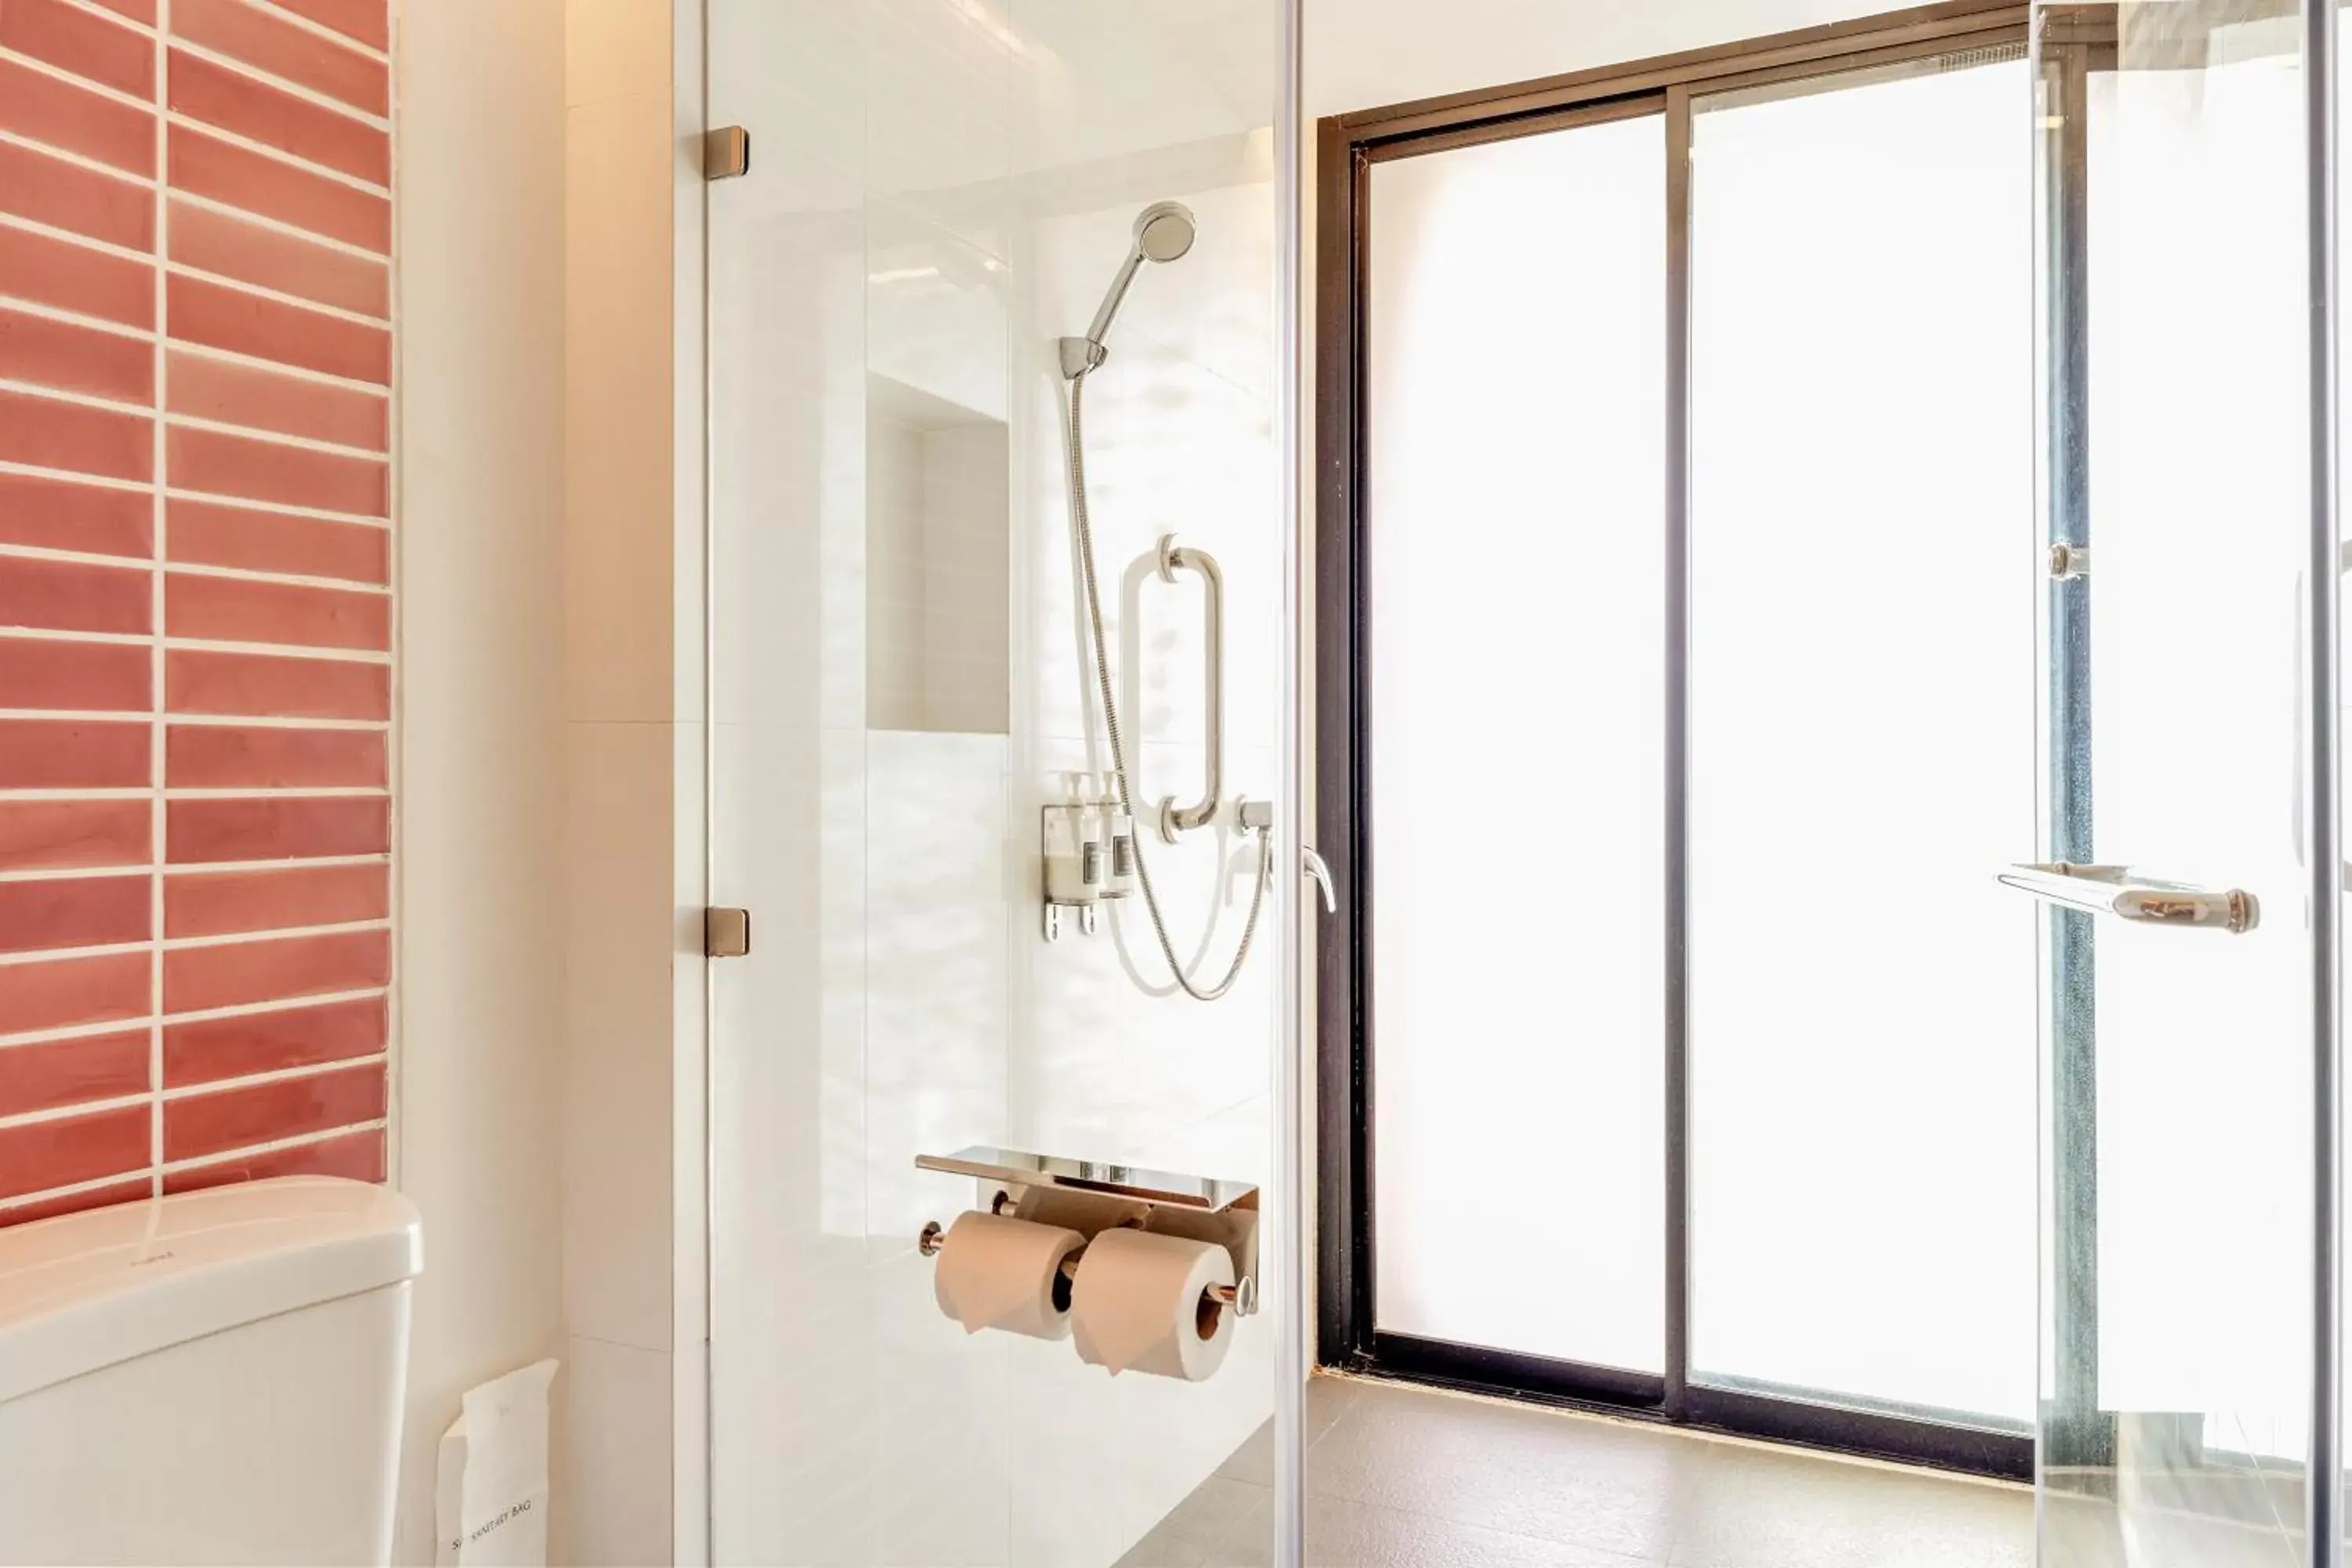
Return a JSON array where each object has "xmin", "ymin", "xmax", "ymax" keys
[
  {"xmin": 2027, "ymin": 0, "xmax": 2341, "ymax": 1563},
  {"xmin": 698, "ymin": 2, "xmax": 1305, "ymax": 1565}
]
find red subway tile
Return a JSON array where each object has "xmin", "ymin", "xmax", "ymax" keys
[
  {"xmin": 0, "ymin": 223, "xmax": 152, "ymax": 329},
  {"xmin": 168, "ymin": 49, "xmax": 386, "ymax": 186},
  {"xmin": 0, "ymin": 952, "xmax": 149, "ymax": 1038},
  {"xmin": 0, "ymin": 388, "xmax": 151, "ymax": 483},
  {"xmin": 0, "ymin": 471, "xmax": 151, "ymax": 557},
  {"xmin": 165, "ymin": 862, "xmax": 384, "ymax": 938},
  {"xmin": 169, "ymin": 125, "xmax": 387, "ymax": 255},
  {"xmin": 0, "ymin": 720, "xmax": 149, "ymax": 788},
  {"xmin": 165, "ymin": 723, "xmax": 382, "ymax": 788},
  {"xmin": 167, "ymin": 795, "xmax": 387, "ymax": 863},
  {"xmin": 165, "ymin": 423, "xmax": 387, "ymax": 516},
  {"xmin": 0, "ymin": 1175, "xmax": 149, "ymax": 1227},
  {"xmin": 0, "ymin": 54, "xmax": 154, "ymax": 177},
  {"xmin": 167, "ymin": 199, "xmax": 385, "ymax": 318},
  {"xmin": 0, "ymin": 637, "xmax": 151, "ymax": 712},
  {"xmin": 165, "ymin": 572, "xmax": 386, "ymax": 651},
  {"xmin": 0, "ymin": 306, "xmax": 151, "ymax": 404},
  {"xmin": 0, "ymin": 140, "xmax": 151, "ymax": 251},
  {"xmin": 0, "ymin": 800, "xmax": 150, "ymax": 872},
  {"xmin": 165, "ymin": 495, "xmax": 384, "ymax": 583},
  {"xmin": 0, "ymin": 1102, "xmax": 149, "ymax": 1201},
  {"xmin": 165, "ymin": 1062, "xmax": 380, "ymax": 1162},
  {"xmin": 0, "ymin": 0, "xmax": 154, "ymax": 97},
  {"xmin": 0, "ymin": 874, "xmax": 148, "ymax": 954},
  {"xmin": 164, "ymin": 994, "xmax": 383, "ymax": 1083},
  {"xmin": 165, "ymin": 648, "xmax": 384, "ymax": 718},
  {"xmin": 162, "ymin": 927, "xmax": 387, "ymax": 1013},
  {"xmin": 165, "ymin": 273, "xmax": 386, "ymax": 386},
  {"xmin": 0, "ymin": 1029, "xmax": 148, "ymax": 1118},
  {"xmin": 86, "ymin": 0, "xmax": 158, "ymax": 23},
  {"xmin": 165, "ymin": 351, "xmax": 387, "ymax": 451},
  {"xmin": 0, "ymin": 555, "xmax": 150, "ymax": 635},
  {"xmin": 165, "ymin": 1124, "xmax": 382, "ymax": 1194},
  {"xmin": 169, "ymin": 0, "xmax": 385, "ymax": 115},
  {"xmin": 266, "ymin": 0, "xmax": 384, "ymax": 52}
]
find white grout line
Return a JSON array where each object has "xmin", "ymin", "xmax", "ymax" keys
[
  {"xmin": 0, "ymin": 42, "xmax": 157, "ymax": 112},
  {"xmin": 0, "ymin": 628, "xmax": 391, "ymax": 662},
  {"xmin": 0, "ymin": 916, "xmax": 388, "ymax": 971},
  {"xmin": 0, "ymin": 542, "xmax": 387, "ymax": 593},
  {"xmin": 167, "ymin": 263, "xmax": 391, "ymax": 328},
  {"xmin": 0, "ymin": 1053, "xmax": 388, "ymax": 1134},
  {"xmin": 240, "ymin": 0, "xmax": 390, "ymax": 65},
  {"xmin": 0, "ymin": 211, "xmax": 154, "ymax": 267},
  {"xmin": 162, "ymin": 111, "xmax": 387, "ymax": 198},
  {"xmin": 167, "ymin": 412, "xmax": 391, "ymax": 464},
  {"xmin": 164, "ymin": 38, "xmax": 390, "ymax": 132},
  {"xmin": 162, "ymin": 484, "xmax": 390, "ymax": 528},
  {"xmin": 0, "ymin": 124, "xmax": 153, "ymax": 187},
  {"xmin": 0, "ymin": 459, "xmax": 150, "ymax": 495},
  {"xmin": 168, "ymin": 188, "xmax": 388, "ymax": 264},
  {"xmin": 0, "ymin": 853, "xmax": 391, "ymax": 892},
  {"xmin": 0, "ymin": 786, "xmax": 387, "ymax": 800},
  {"xmin": 0, "ymin": 377, "xmax": 151, "ymax": 419},
  {"xmin": 0, "ymin": 1118, "xmax": 392, "ymax": 1218},
  {"xmin": 0, "ymin": 294, "xmax": 152, "ymax": 343},
  {"xmin": 0, "ymin": 710, "xmax": 389, "ymax": 728},
  {"xmin": 0, "ymin": 984, "xmax": 388, "ymax": 1054},
  {"xmin": 48, "ymin": 0, "xmax": 156, "ymax": 38},
  {"xmin": 147, "ymin": 0, "xmax": 168, "ymax": 1198}
]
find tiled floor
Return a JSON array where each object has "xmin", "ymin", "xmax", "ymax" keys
[{"xmin": 1118, "ymin": 1374, "xmax": 2034, "ymax": 1568}]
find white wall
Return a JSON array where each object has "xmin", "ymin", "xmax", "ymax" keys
[
  {"xmin": 1305, "ymin": 0, "xmax": 1917, "ymax": 117},
  {"xmin": 391, "ymin": 2, "xmax": 569, "ymax": 1561}
]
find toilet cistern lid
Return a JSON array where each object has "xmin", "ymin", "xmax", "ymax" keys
[{"xmin": 0, "ymin": 1175, "xmax": 422, "ymax": 1404}]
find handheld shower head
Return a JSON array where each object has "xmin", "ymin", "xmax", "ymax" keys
[{"xmin": 1063, "ymin": 201, "xmax": 1199, "ymax": 376}]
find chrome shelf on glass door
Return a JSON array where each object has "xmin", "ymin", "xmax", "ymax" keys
[{"xmin": 1997, "ymin": 862, "xmax": 2259, "ymax": 934}]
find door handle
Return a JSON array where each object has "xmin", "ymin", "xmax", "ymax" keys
[
  {"xmin": 1998, "ymin": 862, "xmax": 2259, "ymax": 934},
  {"xmin": 1301, "ymin": 844, "xmax": 1338, "ymax": 914}
]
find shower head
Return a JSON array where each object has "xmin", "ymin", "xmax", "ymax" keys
[{"xmin": 1065, "ymin": 201, "xmax": 1198, "ymax": 376}]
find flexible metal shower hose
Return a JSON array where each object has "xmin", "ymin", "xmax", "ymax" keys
[{"xmin": 1063, "ymin": 367, "xmax": 1272, "ymax": 1002}]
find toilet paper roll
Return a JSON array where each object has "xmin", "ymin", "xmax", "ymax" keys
[
  {"xmin": 932, "ymin": 1210, "xmax": 1087, "ymax": 1340},
  {"xmin": 1070, "ymin": 1226, "xmax": 1237, "ymax": 1381}
]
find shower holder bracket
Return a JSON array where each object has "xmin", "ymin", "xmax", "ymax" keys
[{"xmin": 916, "ymin": 1145, "xmax": 1259, "ymax": 1316}]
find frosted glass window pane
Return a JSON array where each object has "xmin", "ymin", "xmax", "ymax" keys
[
  {"xmin": 1686, "ymin": 60, "xmax": 2038, "ymax": 1421},
  {"xmin": 1367, "ymin": 114, "xmax": 1668, "ymax": 1372}
]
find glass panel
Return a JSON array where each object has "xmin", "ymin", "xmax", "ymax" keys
[
  {"xmin": 1366, "ymin": 112, "xmax": 1669, "ymax": 1372},
  {"xmin": 1686, "ymin": 54, "xmax": 2039, "ymax": 1425},
  {"xmin": 704, "ymin": 3, "xmax": 1287, "ymax": 1566},
  {"xmin": 2032, "ymin": 3, "xmax": 2316, "ymax": 1560}
]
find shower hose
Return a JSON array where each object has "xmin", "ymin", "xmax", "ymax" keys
[{"xmin": 1062, "ymin": 365, "xmax": 1273, "ymax": 1002}]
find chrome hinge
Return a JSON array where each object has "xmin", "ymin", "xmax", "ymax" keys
[
  {"xmin": 703, "ymin": 126, "xmax": 750, "ymax": 181},
  {"xmin": 704, "ymin": 906, "xmax": 752, "ymax": 958},
  {"xmin": 2049, "ymin": 542, "xmax": 2089, "ymax": 580}
]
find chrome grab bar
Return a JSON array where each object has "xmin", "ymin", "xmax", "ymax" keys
[
  {"xmin": 1998, "ymin": 862, "xmax": 2260, "ymax": 935},
  {"xmin": 1155, "ymin": 534, "xmax": 1222, "ymax": 840}
]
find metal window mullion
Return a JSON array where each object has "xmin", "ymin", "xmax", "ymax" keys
[
  {"xmin": 1664, "ymin": 82, "xmax": 1696, "ymax": 1421},
  {"xmin": 2306, "ymin": 0, "xmax": 2346, "ymax": 1561}
]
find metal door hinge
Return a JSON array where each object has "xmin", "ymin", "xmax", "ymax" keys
[
  {"xmin": 704, "ymin": 906, "xmax": 752, "ymax": 958},
  {"xmin": 703, "ymin": 126, "xmax": 750, "ymax": 181}
]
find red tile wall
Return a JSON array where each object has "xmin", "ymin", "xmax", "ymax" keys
[{"xmin": 0, "ymin": 0, "xmax": 390, "ymax": 1226}]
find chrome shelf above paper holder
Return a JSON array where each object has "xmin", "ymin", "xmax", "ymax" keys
[{"xmin": 914, "ymin": 1145, "xmax": 1260, "ymax": 1318}]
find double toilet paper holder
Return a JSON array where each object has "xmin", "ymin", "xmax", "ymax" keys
[{"xmin": 914, "ymin": 1144, "xmax": 1260, "ymax": 1319}]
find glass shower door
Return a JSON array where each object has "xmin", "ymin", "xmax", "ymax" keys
[{"xmin": 2031, "ymin": 5, "xmax": 2318, "ymax": 1561}]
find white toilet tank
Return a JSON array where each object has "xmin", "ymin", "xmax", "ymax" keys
[{"xmin": 0, "ymin": 1175, "xmax": 423, "ymax": 1567}]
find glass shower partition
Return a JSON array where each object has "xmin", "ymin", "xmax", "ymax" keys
[
  {"xmin": 700, "ymin": 3, "xmax": 1298, "ymax": 1566},
  {"xmin": 2029, "ymin": 2, "xmax": 2339, "ymax": 1563}
]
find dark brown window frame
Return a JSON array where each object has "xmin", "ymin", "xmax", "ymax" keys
[{"xmin": 1312, "ymin": 0, "xmax": 2045, "ymax": 1481}]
